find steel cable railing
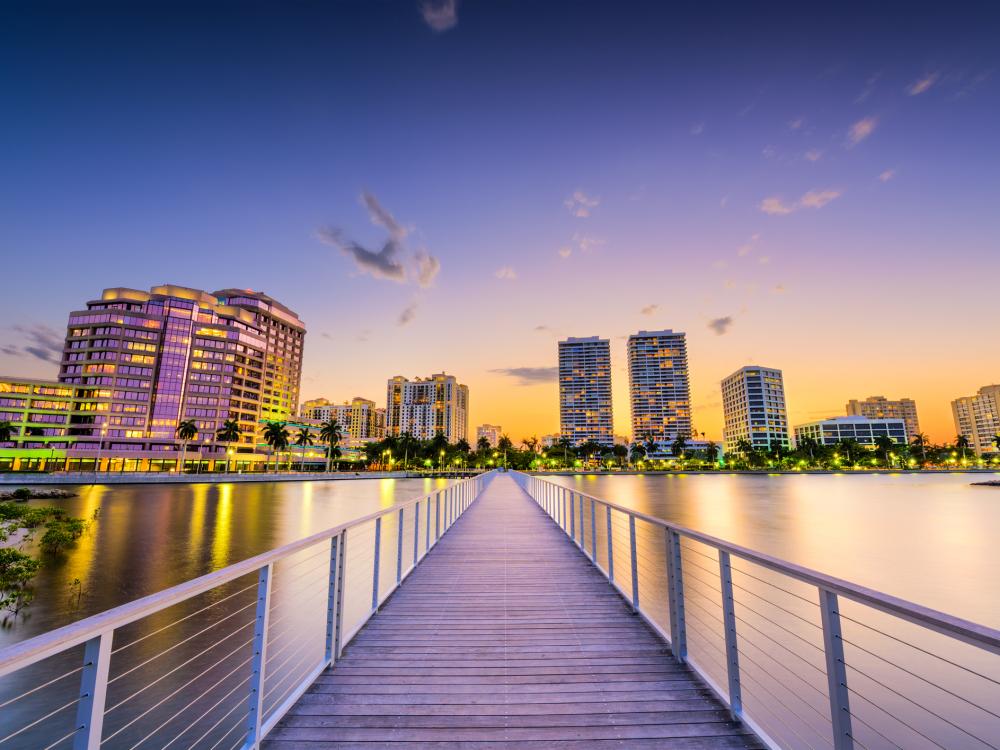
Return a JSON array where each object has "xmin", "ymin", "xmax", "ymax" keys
[
  {"xmin": 515, "ymin": 471, "xmax": 1000, "ymax": 750},
  {"xmin": 0, "ymin": 471, "xmax": 493, "ymax": 749}
]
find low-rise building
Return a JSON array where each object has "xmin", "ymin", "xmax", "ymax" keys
[
  {"xmin": 846, "ymin": 396, "xmax": 920, "ymax": 442},
  {"xmin": 300, "ymin": 397, "xmax": 385, "ymax": 444},
  {"xmin": 793, "ymin": 416, "xmax": 908, "ymax": 448},
  {"xmin": 476, "ymin": 424, "xmax": 502, "ymax": 448}
]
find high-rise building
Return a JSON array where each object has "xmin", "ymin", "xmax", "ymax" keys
[
  {"xmin": 300, "ymin": 397, "xmax": 385, "ymax": 444},
  {"xmin": 627, "ymin": 330, "xmax": 692, "ymax": 446},
  {"xmin": 558, "ymin": 336, "xmax": 613, "ymax": 446},
  {"xmin": 846, "ymin": 396, "xmax": 920, "ymax": 442},
  {"xmin": 476, "ymin": 424, "xmax": 502, "ymax": 448},
  {"xmin": 793, "ymin": 416, "xmax": 907, "ymax": 448},
  {"xmin": 722, "ymin": 366, "xmax": 789, "ymax": 454},
  {"xmin": 58, "ymin": 285, "xmax": 304, "ymax": 454},
  {"xmin": 386, "ymin": 373, "xmax": 469, "ymax": 442},
  {"xmin": 952, "ymin": 385, "xmax": 1000, "ymax": 455}
]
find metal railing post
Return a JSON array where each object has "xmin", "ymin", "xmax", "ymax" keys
[
  {"xmin": 629, "ymin": 515, "xmax": 639, "ymax": 611},
  {"xmin": 590, "ymin": 499, "xmax": 597, "ymax": 560},
  {"xmin": 425, "ymin": 496, "xmax": 431, "ymax": 552},
  {"xmin": 435, "ymin": 493, "xmax": 441, "ymax": 540},
  {"xmin": 413, "ymin": 500, "xmax": 420, "ymax": 565},
  {"xmin": 718, "ymin": 550, "xmax": 743, "ymax": 718},
  {"xmin": 579, "ymin": 494, "xmax": 585, "ymax": 547},
  {"xmin": 561, "ymin": 489, "xmax": 567, "ymax": 530},
  {"xmin": 244, "ymin": 563, "xmax": 273, "ymax": 749},
  {"xmin": 72, "ymin": 631, "xmax": 112, "ymax": 750},
  {"xmin": 396, "ymin": 507, "xmax": 404, "ymax": 585},
  {"xmin": 820, "ymin": 589, "xmax": 855, "ymax": 750},
  {"xmin": 570, "ymin": 492, "xmax": 576, "ymax": 540},
  {"xmin": 606, "ymin": 506, "xmax": 615, "ymax": 583},
  {"xmin": 371, "ymin": 517, "xmax": 382, "ymax": 610},
  {"xmin": 325, "ymin": 535, "xmax": 342, "ymax": 664},
  {"xmin": 665, "ymin": 530, "xmax": 687, "ymax": 663},
  {"xmin": 333, "ymin": 532, "xmax": 346, "ymax": 658}
]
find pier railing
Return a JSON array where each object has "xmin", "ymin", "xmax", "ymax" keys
[
  {"xmin": 0, "ymin": 471, "xmax": 493, "ymax": 750},
  {"xmin": 515, "ymin": 472, "xmax": 1000, "ymax": 750}
]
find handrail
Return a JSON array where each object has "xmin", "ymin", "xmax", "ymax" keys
[
  {"xmin": 0, "ymin": 472, "xmax": 487, "ymax": 678},
  {"xmin": 0, "ymin": 470, "xmax": 495, "ymax": 750},
  {"xmin": 514, "ymin": 471, "xmax": 1000, "ymax": 750},
  {"xmin": 519, "ymin": 472, "xmax": 1000, "ymax": 655}
]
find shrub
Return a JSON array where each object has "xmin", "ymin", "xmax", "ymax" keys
[{"xmin": 11, "ymin": 488, "xmax": 31, "ymax": 500}]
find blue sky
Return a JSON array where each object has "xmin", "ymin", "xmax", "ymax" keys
[{"xmin": 2, "ymin": 1, "xmax": 998, "ymax": 439}]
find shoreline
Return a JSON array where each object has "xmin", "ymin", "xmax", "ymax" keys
[
  {"xmin": 527, "ymin": 468, "xmax": 1000, "ymax": 476},
  {"xmin": 0, "ymin": 470, "xmax": 479, "ymax": 486}
]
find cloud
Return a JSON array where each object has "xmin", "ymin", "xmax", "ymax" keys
[
  {"xmin": 847, "ymin": 116, "xmax": 878, "ymax": 147},
  {"xmin": 564, "ymin": 190, "xmax": 600, "ymax": 218},
  {"xmin": 720, "ymin": 195, "xmax": 729, "ymax": 208},
  {"xmin": 494, "ymin": 266, "xmax": 517, "ymax": 280},
  {"xmin": 712, "ymin": 259, "xmax": 729, "ymax": 269},
  {"xmin": 760, "ymin": 188, "xmax": 842, "ymax": 215},
  {"xmin": 856, "ymin": 72, "xmax": 881, "ymax": 104},
  {"xmin": 879, "ymin": 169, "xmax": 896, "ymax": 183},
  {"xmin": 415, "ymin": 250, "xmax": 441, "ymax": 287},
  {"xmin": 759, "ymin": 197, "xmax": 795, "ymax": 216},
  {"xmin": 490, "ymin": 366, "xmax": 559, "ymax": 385},
  {"xmin": 534, "ymin": 325, "xmax": 549, "ymax": 332},
  {"xmin": 320, "ymin": 332, "xmax": 333, "ymax": 340},
  {"xmin": 762, "ymin": 145, "xmax": 778, "ymax": 159},
  {"xmin": 707, "ymin": 317, "xmax": 734, "ymax": 336},
  {"xmin": 573, "ymin": 233, "xmax": 604, "ymax": 253},
  {"xmin": 799, "ymin": 189, "xmax": 842, "ymax": 209},
  {"xmin": 788, "ymin": 117, "xmax": 805, "ymax": 130},
  {"xmin": 907, "ymin": 72, "xmax": 939, "ymax": 96},
  {"xmin": 398, "ymin": 302, "xmax": 418, "ymax": 326},
  {"xmin": 772, "ymin": 284, "xmax": 787, "ymax": 294},
  {"xmin": 318, "ymin": 191, "xmax": 439, "ymax": 288},
  {"xmin": 640, "ymin": 304, "xmax": 660, "ymax": 316},
  {"xmin": 420, "ymin": 0, "xmax": 457, "ymax": 32},
  {"xmin": 758, "ymin": 256, "xmax": 770, "ymax": 265},
  {"xmin": 804, "ymin": 149, "xmax": 823, "ymax": 162},
  {"xmin": 690, "ymin": 122, "xmax": 705, "ymax": 136},
  {"xmin": 5, "ymin": 324, "xmax": 64, "ymax": 362},
  {"xmin": 557, "ymin": 246, "xmax": 572, "ymax": 259}
]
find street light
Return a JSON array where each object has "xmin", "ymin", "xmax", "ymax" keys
[{"xmin": 94, "ymin": 425, "xmax": 108, "ymax": 478}]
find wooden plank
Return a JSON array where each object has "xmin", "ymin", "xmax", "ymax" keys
[{"xmin": 262, "ymin": 475, "xmax": 758, "ymax": 749}]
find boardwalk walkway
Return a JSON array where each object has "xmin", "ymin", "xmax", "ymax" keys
[{"xmin": 264, "ymin": 474, "xmax": 763, "ymax": 749}]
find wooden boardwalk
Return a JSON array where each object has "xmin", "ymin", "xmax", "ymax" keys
[{"xmin": 264, "ymin": 475, "xmax": 763, "ymax": 749}]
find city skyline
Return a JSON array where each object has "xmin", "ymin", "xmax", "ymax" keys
[{"xmin": 2, "ymin": 2, "xmax": 999, "ymax": 442}]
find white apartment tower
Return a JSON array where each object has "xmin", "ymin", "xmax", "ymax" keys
[
  {"xmin": 952, "ymin": 385, "xmax": 1000, "ymax": 455},
  {"xmin": 847, "ymin": 396, "xmax": 920, "ymax": 442},
  {"xmin": 476, "ymin": 424, "xmax": 502, "ymax": 448},
  {"xmin": 627, "ymin": 330, "xmax": 693, "ymax": 445},
  {"xmin": 386, "ymin": 373, "xmax": 469, "ymax": 442},
  {"xmin": 558, "ymin": 337, "xmax": 613, "ymax": 446},
  {"xmin": 722, "ymin": 366, "xmax": 789, "ymax": 454}
]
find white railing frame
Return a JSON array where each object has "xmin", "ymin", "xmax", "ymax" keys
[
  {"xmin": 0, "ymin": 471, "xmax": 494, "ymax": 749},
  {"xmin": 514, "ymin": 471, "xmax": 1000, "ymax": 750}
]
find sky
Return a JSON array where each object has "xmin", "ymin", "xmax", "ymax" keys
[{"xmin": 1, "ymin": 0, "xmax": 999, "ymax": 443}]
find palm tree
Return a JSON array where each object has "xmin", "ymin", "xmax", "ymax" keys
[
  {"xmin": 956, "ymin": 434, "xmax": 971, "ymax": 460},
  {"xmin": 398, "ymin": 432, "xmax": 419, "ymax": 470},
  {"xmin": 873, "ymin": 435, "xmax": 896, "ymax": 467},
  {"xmin": 992, "ymin": 434, "xmax": 1000, "ymax": 456},
  {"xmin": 497, "ymin": 434, "xmax": 513, "ymax": 468},
  {"xmin": 318, "ymin": 419, "xmax": 344, "ymax": 472},
  {"xmin": 475, "ymin": 436, "xmax": 490, "ymax": 467},
  {"xmin": 176, "ymin": 420, "xmax": 198, "ymax": 473},
  {"xmin": 612, "ymin": 443, "xmax": 629, "ymax": 468},
  {"xmin": 671, "ymin": 435, "xmax": 689, "ymax": 460},
  {"xmin": 704, "ymin": 441, "xmax": 719, "ymax": 465},
  {"xmin": 910, "ymin": 432, "xmax": 929, "ymax": 464},
  {"xmin": 576, "ymin": 441, "xmax": 602, "ymax": 463},
  {"xmin": 262, "ymin": 421, "xmax": 290, "ymax": 472},
  {"xmin": 555, "ymin": 436, "xmax": 573, "ymax": 465},
  {"xmin": 643, "ymin": 434, "xmax": 659, "ymax": 459},
  {"xmin": 0, "ymin": 420, "xmax": 14, "ymax": 445},
  {"xmin": 630, "ymin": 443, "xmax": 647, "ymax": 465},
  {"xmin": 294, "ymin": 427, "xmax": 315, "ymax": 471},
  {"xmin": 215, "ymin": 419, "xmax": 242, "ymax": 473},
  {"xmin": 521, "ymin": 436, "xmax": 539, "ymax": 453}
]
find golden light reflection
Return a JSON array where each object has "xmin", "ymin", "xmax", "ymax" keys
[
  {"xmin": 60, "ymin": 484, "xmax": 106, "ymax": 588},
  {"xmin": 211, "ymin": 484, "xmax": 233, "ymax": 569}
]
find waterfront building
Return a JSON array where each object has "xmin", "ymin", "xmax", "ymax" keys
[
  {"xmin": 300, "ymin": 397, "xmax": 386, "ymax": 444},
  {"xmin": 793, "ymin": 416, "xmax": 907, "ymax": 448},
  {"xmin": 540, "ymin": 433, "xmax": 561, "ymax": 448},
  {"xmin": 627, "ymin": 330, "xmax": 692, "ymax": 447},
  {"xmin": 476, "ymin": 424, "xmax": 502, "ymax": 448},
  {"xmin": 847, "ymin": 396, "xmax": 920, "ymax": 442},
  {"xmin": 952, "ymin": 385, "xmax": 1000, "ymax": 455},
  {"xmin": 558, "ymin": 337, "xmax": 613, "ymax": 446},
  {"xmin": 386, "ymin": 373, "xmax": 469, "ymax": 442},
  {"xmin": 722, "ymin": 366, "xmax": 789, "ymax": 455},
  {"xmin": 0, "ymin": 376, "xmax": 75, "ymax": 471}
]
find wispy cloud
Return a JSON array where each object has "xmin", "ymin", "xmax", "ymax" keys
[
  {"xmin": 878, "ymin": 169, "xmax": 896, "ymax": 183},
  {"xmin": 557, "ymin": 246, "xmax": 572, "ymax": 259},
  {"xmin": 573, "ymin": 233, "xmax": 605, "ymax": 253},
  {"xmin": 318, "ymin": 191, "xmax": 441, "ymax": 289},
  {"xmin": 855, "ymin": 72, "xmax": 881, "ymax": 104},
  {"xmin": 534, "ymin": 325, "xmax": 549, "ymax": 332},
  {"xmin": 707, "ymin": 317, "xmax": 734, "ymax": 336},
  {"xmin": 907, "ymin": 72, "xmax": 939, "ymax": 96},
  {"xmin": 758, "ymin": 255, "xmax": 770, "ymax": 265},
  {"xmin": 804, "ymin": 149, "xmax": 823, "ymax": 162},
  {"xmin": 494, "ymin": 266, "xmax": 517, "ymax": 280},
  {"xmin": 398, "ymin": 301, "xmax": 418, "ymax": 326},
  {"xmin": 490, "ymin": 366, "xmax": 559, "ymax": 385},
  {"xmin": 847, "ymin": 116, "xmax": 878, "ymax": 147},
  {"xmin": 760, "ymin": 188, "xmax": 842, "ymax": 216},
  {"xmin": 564, "ymin": 190, "xmax": 600, "ymax": 218},
  {"xmin": 788, "ymin": 117, "xmax": 805, "ymax": 131},
  {"xmin": 712, "ymin": 259, "xmax": 729, "ymax": 269},
  {"xmin": 420, "ymin": 0, "xmax": 458, "ymax": 32},
  {"xmin": 772, "ymin": 284, "xmax": 787, "ymax": 294},
  {"xmin": 690, "ymin": 122, "xmax": 705, "ymax": 136},
  {"xmin": 640, "ymin": 304, "xmax": 660, "ymax": 316},
  {"xmin": 3, "ymin": 324, "xmax": 65, "ymax": 363}
]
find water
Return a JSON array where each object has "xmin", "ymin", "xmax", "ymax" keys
[{"xmin": 2, "ymin": 472, "xmax": 999, "ymax": 749}]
